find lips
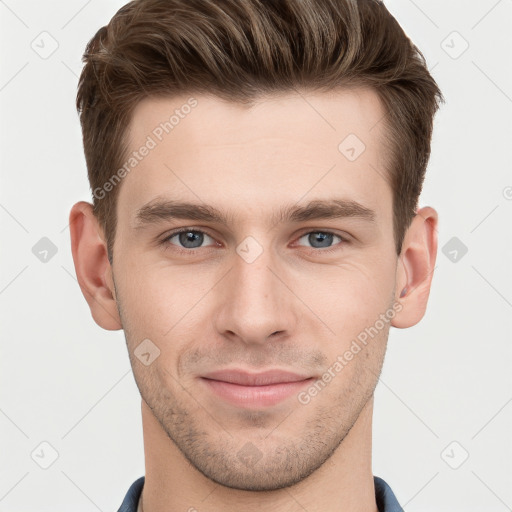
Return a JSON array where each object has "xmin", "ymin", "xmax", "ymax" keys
[
  {"xmin": 200, "ymin": 369, "xmax": 311, "ymax": 386},
  {"xmin": 199, "ymin": 369, "xmax": 314, "ymax": 408}
]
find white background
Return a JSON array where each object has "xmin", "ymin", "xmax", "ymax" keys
[{"xmin": 0, "ymin": 0, "xmax": 511, "ymax": 510}]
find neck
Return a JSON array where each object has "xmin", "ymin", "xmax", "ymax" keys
[{"xmin": 141, "ymin": 397, "xmax": 378, "ymax": 512}]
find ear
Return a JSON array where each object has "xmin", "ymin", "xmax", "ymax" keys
[
  {"xmin": 69, "ymin": 201, "xmax": 122, "ymax": 330},
  {"xmin": 391, "ymin": 206, "xmax": 438, "ymax": 328}
]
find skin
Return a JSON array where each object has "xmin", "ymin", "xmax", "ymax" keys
[{"xmin": 69, "ymin": 88, "xmax": 438, "ymax": 512}]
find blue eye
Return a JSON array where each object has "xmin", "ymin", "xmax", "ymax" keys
[
  {"xmin": 162, "ymin": 229, "xmax": 216, "ymax": 250},
  {"xmin": 159, "ymin": 228, "xmax": 347, "ymax": 255},
  {"xmin": 296, "ymin": 231, "xmax": 344, "ymax": 250}
]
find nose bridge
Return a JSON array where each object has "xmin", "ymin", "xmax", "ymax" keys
[{"xmin": 214, "ymin": 238, "xmax": 297, "ymax": 344}]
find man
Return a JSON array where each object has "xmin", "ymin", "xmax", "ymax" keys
[{"xmin": 69, "ymin": 0, "xmax": 443, "ymax": 510}]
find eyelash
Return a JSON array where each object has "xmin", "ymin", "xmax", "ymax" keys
[{"xmin": 159, "ymin": 227, "xmax": 349, "ymax": 256}]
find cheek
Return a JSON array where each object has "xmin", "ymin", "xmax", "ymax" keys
[
  {"xmin": 117, "ymin": 261, "xmax": 217, "ymax": 343},
  {"xmin": 297, "ymin": 258, "xmax": 396, "ymax": 336}
]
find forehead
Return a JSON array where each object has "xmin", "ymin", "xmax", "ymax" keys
[
  {"xmin": 118, "ymin": 88, "xmax": 392, "ymax": 227},
  {"xmin": 128, "ymin": 87, "xmax": 387, "ymax": 150}
]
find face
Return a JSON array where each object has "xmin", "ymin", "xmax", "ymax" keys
[{"xmin": 111, "ymin": 88, "xmax": 398, "ymax": 491}]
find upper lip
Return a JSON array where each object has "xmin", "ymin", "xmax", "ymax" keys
[{"xmin": 201, "ymin": 369, "xmax": 312, "ymax": 386}]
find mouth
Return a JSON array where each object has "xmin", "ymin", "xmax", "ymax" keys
[{"xmin": 199, "ymin": 369, "xmax": 315, "ymax": 408}]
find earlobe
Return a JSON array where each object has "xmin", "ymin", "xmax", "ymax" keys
[
  {"xmin": 391, "ymin": 206, "xmax": 438, "ymax": 329},
  {"xmin": 69, "ymin": 201, "xmax": 122, "ymax": 331}
]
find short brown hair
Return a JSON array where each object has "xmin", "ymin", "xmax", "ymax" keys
[{"xmin": 76, "ymin": 0, "xmax": 444, "ymax": 264}]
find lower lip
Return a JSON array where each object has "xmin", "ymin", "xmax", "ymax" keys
[{"xmin": 200, "ymin": 377, "xmax": 314, "ymax": 408}]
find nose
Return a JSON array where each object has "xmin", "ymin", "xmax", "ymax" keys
[{"xmin": 212, "ymin": 244, "xmax": 299, "ymax": 346}]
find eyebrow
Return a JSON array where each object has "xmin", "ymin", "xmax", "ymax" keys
[{"xmin": 133, "ymin": 197, "xmax": 376, "ymax": 230}]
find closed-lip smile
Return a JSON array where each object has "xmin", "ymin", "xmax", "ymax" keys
[{"xmin": 200, "ymin": 368, "xmax": 315, "ymax": 408}]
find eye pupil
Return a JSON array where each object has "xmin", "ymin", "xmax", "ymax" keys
[
  {"xmin": 179, "ymin": 231, "xmax": 203, "ymax": 248},
  {"xmin": 309, "ymin": 232, "xmax": 334, "ymax": 248}
]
